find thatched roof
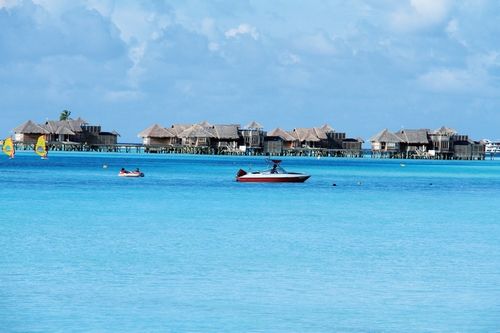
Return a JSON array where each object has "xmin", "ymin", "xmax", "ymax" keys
[
  {"xmin": 138, "ymin": 124, "xmax": 175, "ymax": 138},
  {"xmin": 212, "ymin": 125, "xmax": 240, "ymax": 139},
  {"xmin": 312, "ymin": 127, "xmax": 328, "ymax": 140},
  {"xmin": 433, "ymin": 126, "xmax": 457, "ymax": 136},
  {"xmin": 198, "ymin": 120, "xmax": 212, "ymax": 127},
  {"xmin": 396, "ymin": 129, "xmax": 429, "ymax": 144},
  {"xmin": 320, "ymin": 124, "xmax": 335, "ymax": 133},
  {"xmin": 13, "ymin": 120, "xmax": 49, "ymax": 134},
  {"xmin": 44, "ymin": 118, "xmax": 87, "ymax": 133},
  {"xmin": 267, "ymin": 128, "xmax": 296, "ymax": 141},
  {"xmin": 245, "ymin": 121, "xmax": 263, "ymax": 129},
  {"xmin": 291, "ymin": 128, "xmax": 321, "ymax": 142},
  {"xmin": 370, "ymin": 129, "xmax": 402, "ymax": 143},
  {"xmin": 170, "ymin": 124, "xmax": 192, "ymax": 136},
  {"xmin": 178, "ymin": 124, "xmax": 216, "ymax": 138},
  {"xmin": 55, "ymin": 127, "xmax": 76, "ymax": 135}
]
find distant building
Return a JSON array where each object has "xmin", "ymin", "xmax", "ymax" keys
[
  {"xmin": 370, "ymin": 129, "xmax": 403, "ymax": 157},
  {"xmin": 370, "ymin": 126, "xmax": 485, "ymax": 160},
  {"xmin": 239, "ymin": 121, "xmax": 265, "ymax": 154},
  {"xmin": 14, "ymin": 118, "xmax": 119, "ymax": 145},
  {"xmin": 264, "ymin": 124, "xmax": 361, "ymax": 156},
  {"xmin": 139, "ymin": 121, "xmax": 243, "ymax": 153},
  {"xmin": 264, "ymin": 128, "xmax": 296, "ymax": 155}
]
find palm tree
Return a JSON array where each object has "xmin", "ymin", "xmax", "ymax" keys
[{"xmin": 59, "ymin": 110, "xmax": 72, "ymax": 121}]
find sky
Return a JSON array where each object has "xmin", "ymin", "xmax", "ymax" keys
[{"xmin": 1, "ymin": 0, "xmax": 499, "ymax": 142}]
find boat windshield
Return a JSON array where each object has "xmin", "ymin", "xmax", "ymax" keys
[{"xmin": 266, "ymin": 162, "xmax": 286, "ymax": 174}]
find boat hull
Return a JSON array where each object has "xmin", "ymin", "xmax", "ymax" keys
[
  {"xmin": 118, "ymin": 172, "xmax": 144, "ymax": 178},
  {"xmin": 236, "ymin": 174, "xmax": 310, "ymax": 183}
]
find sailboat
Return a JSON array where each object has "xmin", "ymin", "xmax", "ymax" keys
[
  {"xmin": 2, "ymin": 137, "xmax": 15, "ymax": 159},
  {"xmin": 35, "ymin": 135, "xmax": 48, "ymax": 159}
]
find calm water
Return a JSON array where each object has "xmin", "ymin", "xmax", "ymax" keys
[{"xmin": 1, "ymin": 152, "xmax": 499, "ymax": 332}]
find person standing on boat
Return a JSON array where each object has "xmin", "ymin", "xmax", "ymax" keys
[{"xmin": 271, "ymin": 164, "xmax": 278, "ymax": 174}]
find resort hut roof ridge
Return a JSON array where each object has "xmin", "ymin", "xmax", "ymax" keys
[
  {"xmin": 433, "ymin": 126, "xmax": 457, "ymax": 136},
  {"xmin": 292, "ymin": 128, "xmax": 321, "ymax": 142},
  {"xmin": 370, "ymin": 129, "xmax": 402, "ymax": 143},
  {"xmin": 178, "ymin": 124, "xmax": 216, "ymax": 138},
  {"xmin": 395, "ymin": 129, "xmax": 429, "ymax": 144},
  {"xmin": 170, "ymin": 124, "xmax": 192, "ymax": 135},
  {"xmin": 267, "ymin": 128, "xmax": 296, "ymax": 141},
  {"xmin": 212, "ymin": 124, "xmax": 240, "ymax": 139},
  {"xmin": 13, "ymin": 120, "xmax": 50, "ymax": 134},
  {"xmin": 43, "ymin": 119, "xmax": 87, "ymax": 134},
  {"xmin": 138, "ymin": 124, "xmax": 175, "ymax": 138},
  {"xmin": 312, "ymin": 127, "xmax": 328, "ymax": 140},
  {"xmin": 54, "ymin": 126, "xmax": 76, "ymax": 135},
  {"xmin": 320, "ymin": 124, "xmax": 335, "ymax": 132},
  {"xmin": 198, "ymin": 120, "xmax": 212, "ymax": 127},
  {"xmin": 245, "ymin": 121, "xmax": 263, "ymax": 129}
]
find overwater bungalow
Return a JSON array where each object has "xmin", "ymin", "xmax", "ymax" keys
[
  {"xmin": 14, "ymin": 117, "xmax": 119, "ymax": 148},
  {"xmin": 211, "ymin": 124, "xmax": 241, "ymax": 152},
  {"xmin": 138, "ymin": 124, "xmax": 176, "ymax": 146},
  {"xmin": 13, "ymin": 120, "xmax": 50, "ymax": 143},
  {"xmin": 239, "ymin": 121, "xmax": 265, "ymax": 154},
  {"xmin": 370, "ymin": 126, "xmax": 485, "ymax": 160},
  {"xmin": 264, "ymin": 128, "xmax": 296, "ymax": 155},
  {"xmin": 395, "ymin": 129, "xmax": 430, "ymax": 158},
  {"xmin": 178, "ymin": 123, "xmax": 216, "ymax": 147},
  {"xmin": 370, "ymin": 129, "xmax": 403, "ymax": 158},
  {"xmin": 290, "ymin": 128, "xmax": 322, "ymax": 148}
]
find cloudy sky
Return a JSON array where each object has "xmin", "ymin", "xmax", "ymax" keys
[{"xmin": 1, "ymin": 0, "xmax": 499, "ymax": 142}]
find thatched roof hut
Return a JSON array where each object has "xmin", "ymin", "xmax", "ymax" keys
[
  {"xmin": 267, "ymin": 128, "xmax": 296, "ymax": 141},
  {"xmin": 291, "ymin": 128, "xmax": 321, "ymax": 142},
  {"xmin": 14, "ymin": 120, "xmax": 49, "ymax": 134},
  {"xmin": 245, "ymin": 121, "xmax": 263, "ymax": 129},
  {"xmin": 370, "ymin": 129, "xmax": 402, "ymax": 143},
  {"xmin": 320, "ymin": 124, "xmax": 335, "ymax": 133},
  {"xmin": 138, "ymin": 124, "xmax": 175, "ymax": 138},
  {"xmin": 433, "ymin": 126, "xmax": 457, "ymax": 136},
  {"xmin": 395, "ymin": 129, "xmax": 429, "ymax": 144},
  {"xmin": 178, "ymin": 124, "xmax": 216, "ymax": 138},
  {"xmin": 212, "ymin": 125, "xmax": 240, "ymax": 139}
]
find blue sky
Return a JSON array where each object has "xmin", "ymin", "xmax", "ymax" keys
[{"xmin": 1, "ymin": 0, "xmax": 499, "ymax": 142}]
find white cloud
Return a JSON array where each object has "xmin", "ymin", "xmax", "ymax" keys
[
  {"xmin": 224, "ymin": 23, "xmax": 259, "ymax": 40},
  {"xmin": 294, "ymin": 32, "xmax": 336, "ymax": 56},
  {"xmin": 279, "ymin": 52, "xmax": 301, "ymax": 65},
  {"xmin": 0, "ymin": 0, "xmax": 18, "ymax": 9},
  {"xmin": 104, "ymin": 89, "xmax": 143, "ymax": 102},
  {"xmin": 446, "ymin": 18, "xmax": 467, "ymax": 47},
  {"xmin": 391, "ymin": 0, "xmax": 452, "ymax": 31},
  {"xmin": 208, "ymin": 42, "xmax": 219, "ymax": 52},
  {"xmin": 418, "ymin": 68, "xmax": 470, "ymax": 92}
]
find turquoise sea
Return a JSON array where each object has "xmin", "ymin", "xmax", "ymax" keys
[{"xmin": 1, "ymin": 152, "xmax": 499, "ymax": 332}]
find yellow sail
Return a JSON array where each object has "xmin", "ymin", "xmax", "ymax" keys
[
  {"xmin": 35, "ymin": 135, "xmax": 47, "ymax": 158},
  {"xmin": 2, "ymin": 137, "xmax": 15, "ymax": 158}
]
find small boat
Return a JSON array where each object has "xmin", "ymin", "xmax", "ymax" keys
[
  {"xmin": 118, "ymin": 169, "xmax": 144, "ymax": 177},
  {"xmin": 236, "ymin": 159, "xmax": 310, "ymax": 183}
]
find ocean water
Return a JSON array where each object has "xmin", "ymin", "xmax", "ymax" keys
[{"xmin": 1, "ymin": 152, "xmax": 499, "ymax": 332}]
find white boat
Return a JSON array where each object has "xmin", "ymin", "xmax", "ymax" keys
[
  {"xmin": 118, "ymin": 169, "xmax": 144, "ymax": 177},
  {"xmin": 236, "ymin": 159, "xmax": 310, "ymax": 183},
  {"xmin": 483, "ymin": 139, "xmax": 500, "ymax": 154}
]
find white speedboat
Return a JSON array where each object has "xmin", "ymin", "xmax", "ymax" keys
[{"xmin": 236, "ymin": 159, "xmax": 310, "ymax": 183}]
